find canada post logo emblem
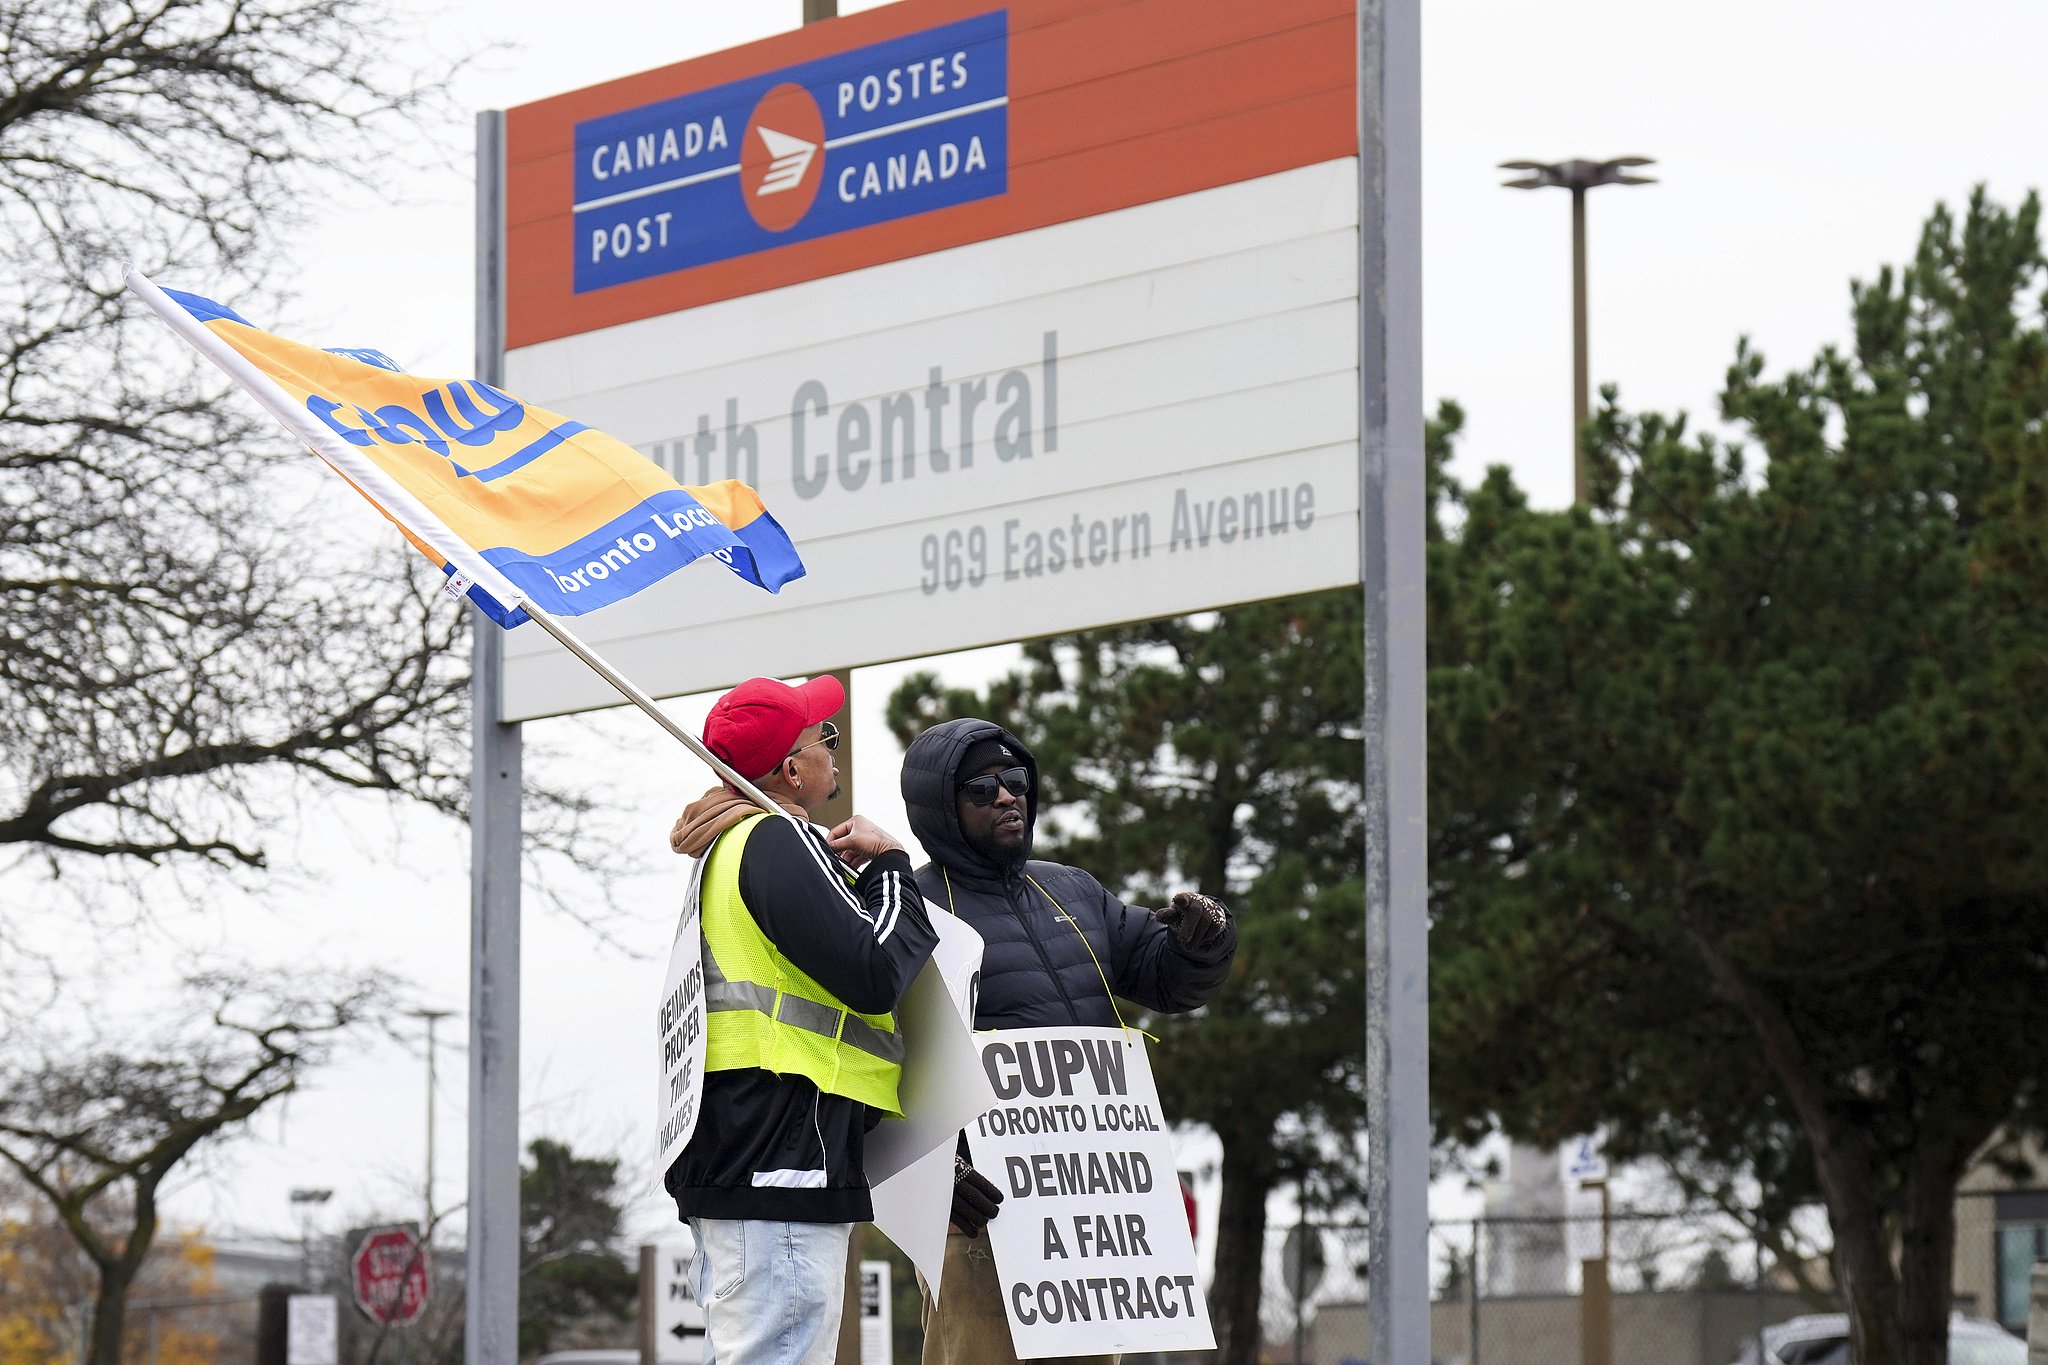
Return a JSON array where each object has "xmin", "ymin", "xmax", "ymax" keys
[
  {"xmin": 573, "ymin": 11, "xmax": 1009, "ymax": 293},
  {"xmin": 742, "ymin": 84, "xmax": 826, "ymax": 231}
]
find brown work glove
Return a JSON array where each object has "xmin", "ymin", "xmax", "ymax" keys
[{"xmin": 1155, "ymin": 891, "xmax": 1230, "ymax": 955}]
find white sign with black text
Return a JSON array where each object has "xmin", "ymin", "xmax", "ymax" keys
[
  {"xmin": 654, "ymin": 1233, "xmax": 707, "ymax": 1361},
  {"xmin": 967, "ymin": 1026, "xmax": 1213, "ymax": 1359},
  {"xmin": 655, "ymin": 858, "xmax": 710, "ymax": 1174},
  {"xmin": 858, "ymin": 1260, "xmax": 892, "ymax": 1365},
  {"xmin": 285, "ymin": 1295, "xmax": 338, "ymax": 1365}
]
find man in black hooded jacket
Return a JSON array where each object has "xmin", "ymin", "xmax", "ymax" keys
[{"xmin": 900, "ymin": 716, "xmax": 1236, "ymax": 1365}]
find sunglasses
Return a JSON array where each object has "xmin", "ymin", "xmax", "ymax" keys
[
  {"xmin": 788, "ymin": 719, "xmax": 840, "ymax": 758},
  {"xmin": 959, "ymin": 767, "xmax": 1029, "ymax": 806}
]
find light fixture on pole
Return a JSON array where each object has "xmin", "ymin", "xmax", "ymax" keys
[
  {"xmin": 288, "ymin": 1187, "xmax": 334, "ymax": 1288},
  {"xmin": 405, "ymin": 1007, "xmax": 456, "ymax": 1242},
  {"xmin": 1499, "ymin": 156, "xmax": 1656, "ymax": 503}
]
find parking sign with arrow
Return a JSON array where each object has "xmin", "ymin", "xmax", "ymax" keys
[{"xmin": 654, "ymin": 1236, "xmax": 707, "ymax": 1361}]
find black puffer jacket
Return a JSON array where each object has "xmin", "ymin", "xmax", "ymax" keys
[{"xmin": 901, "ymin": 718, "xmax": 1235, "ymax": 1028}]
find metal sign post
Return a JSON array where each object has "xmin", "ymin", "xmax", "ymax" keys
[
  {"xmin": 467, "ymin": 108, "xmax": 523, "ymax": 1365},
  {"xmin": 1358, "ymin": 0, "xmax": 1427, "ymax": 1360}
]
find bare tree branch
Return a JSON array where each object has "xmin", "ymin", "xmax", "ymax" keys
[{"xmin": 0, "ymin": 0, "xmax": 630, "ymax": 966}]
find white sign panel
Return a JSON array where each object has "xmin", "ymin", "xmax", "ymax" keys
[
  {"xmin": 858, "ymin": 1260, "xmax": 892, "ymax": 1365},
  {"xmin": 1564, "ymin": 1185, "xmax": 1605, "ymax": 1265},
  {"xmin": 654, "ymin": 1234, "xmax": 708, "ymax": 1361},
  {"xmin": 1562, "ymin": 1133, "xmax": 1607, "ymax": 1185},
  {"xmin": 655, "ymin": 859, "xmax": 709, "ymax": 1173},
  {"xmin": 866, "ymin": 908, "xmax": 996, "ymax": 1302},
  {"xmin": 286, "ymin": 1295, "xmax": 338, "ymax": 1365},
  {"xmin": 501, "ymin": 160, "xmax": 1359, "ymax": 721},
  {"xmin": 966, "ymin": 1027, "xmax": 1213, "ymax": 1359}
]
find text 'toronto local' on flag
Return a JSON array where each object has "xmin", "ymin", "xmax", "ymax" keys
[{"xmin": 127, "ymin": 271, "xmax": 805, "ymax": 628}]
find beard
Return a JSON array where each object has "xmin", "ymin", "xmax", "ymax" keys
[{"xmin": 971, "ymin": 827, "xmax": 1030, "ymax": 869}]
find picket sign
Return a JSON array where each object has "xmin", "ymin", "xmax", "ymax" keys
[
  {"xmin": 656, "ymin": 857, "xmax": 711, "ymax": 1173},
  {"xmin": 966, "ymin": 1026, "xmax": 1214, "ymax": 1359}
]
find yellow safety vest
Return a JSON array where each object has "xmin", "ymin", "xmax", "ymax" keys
[{"xmin": 699, "ymin": 814, "xmax": 906, "ymax": 1115}]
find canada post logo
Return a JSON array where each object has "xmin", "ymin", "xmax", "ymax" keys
[{"xmin": 573, "ymin": 11, "xmax": 1009, "ymax": 293}]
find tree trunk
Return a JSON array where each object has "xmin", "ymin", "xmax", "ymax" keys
[
  {"xmin": 88, "ymin": 1265, "xmax": 134, "ymax": 1365},
  {"xmin": 1897, "ymin": 1149, "xmax": 1966, "ymax": 1365},
  {"xmin": 1211, "ymin": 1136, "xmax": 1274, "ymax": 1365},
  {"xmin": 1683, "ymin": 921, "xmax": 1904, "ymax": 1365},
  {"xmin": 82, "ymin": 1179, "xmax": 160, "ymax": 1365},
  {"xmin": 1839, "ymin": 1231, "xmax": 1905, "ymax": 1365}
]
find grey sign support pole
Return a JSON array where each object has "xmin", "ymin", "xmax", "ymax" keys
[
  {"xmin": 1358, "ymin": 0, "xmax": 1427, "ymax": 1362},
  {"xmin": 467, "ymin": 107, "xmax": 523, "ymax": 1365}
]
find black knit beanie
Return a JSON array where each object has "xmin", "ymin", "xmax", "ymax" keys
[{"xmin": 958, "ymin": 737, "xmax": 1018, "ymax": 781}]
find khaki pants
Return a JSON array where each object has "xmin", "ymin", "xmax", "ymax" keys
[{"xmin": 918, "ymin": 1230, "xmax": 1118, "ymax": 1365}]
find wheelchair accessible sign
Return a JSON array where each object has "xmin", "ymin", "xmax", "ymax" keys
[{"xmin": 573, "ymin": 9, "xmax": 1010, "ymax": 293}]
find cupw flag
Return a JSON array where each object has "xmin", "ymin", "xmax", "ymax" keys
[{"xmin": 128, "ymin": 270, "xmax": 804, "ymax": 628}]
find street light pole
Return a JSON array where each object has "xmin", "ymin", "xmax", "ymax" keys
[
  {"xmin": 407, "ymin": 1007, "xmax": 455, "ymax": 1241},
  {"xmin": 1500, "ymin": 156, "xmax": 1656, "ymax": 503},
  {"xmin": 288, "ymin": 1188, "xmax": 334, "ymax": 1288},
  {"xmin": 1572, "ymin": 184, "xmax": 1589, "ymax": 443}
]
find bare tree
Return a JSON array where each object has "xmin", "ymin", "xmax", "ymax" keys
[
  {"xmin": 0, "ymin": 0, "xmax": 470, "ymax": 867},
  {"xmin": 0, "ymin": 967, "xmax": 395, "ymax": 1365},
  {"xmin": 0, "ymin": 1, "xmax": 628, "ymax": 968}
]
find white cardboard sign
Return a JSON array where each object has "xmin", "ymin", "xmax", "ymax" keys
[
  {"xmin": 655, "ymin": 857, "xmax": 709, "ymax": 1173},
  {"xmin": 966, "ymin": 1027, "xmax": 1213, "ymax": 1359},
  {"xmin": 866, "ymin": 908, "xmax": 994, "ymax": 1302}
]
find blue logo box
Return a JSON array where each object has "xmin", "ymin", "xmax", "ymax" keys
[{"xmin": 572, "ymin": 11, "xmax": 1009, "ymax": 294}]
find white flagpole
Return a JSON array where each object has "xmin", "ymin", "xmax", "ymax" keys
[
  {"xmin": 517, "ymin": 602, "xmax": 792, "ymax": 818},
  {"xmin": 126, "ymin": 268, "xmax": 794, "ymax": 821}
]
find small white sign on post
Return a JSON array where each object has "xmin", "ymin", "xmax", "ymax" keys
[
  {"xmin": 1564, "ymin": 1184, "xmax": 1605, "ymax": 1264},
  {"xmin": 858, "ymin": 1260, "xmax": 892, "ymax": 1365},
  {"xmin": 654, "ymin": 1233, "xmax": 707, "ymax": 1361},
  {"xmin": 1562, "ymin": 1134, "xmax": 1607, "ymax": 1186},
  {"xmin": 655, "ymin": 860, "xmax": 710, "ymax": 1173},
  {"xmin": 967, "ymin": 1026, "xmax": 1214, "ymax": 1359},
  {"xmin": 286, "ymin": 1294, "xmax": 338, "ymax": 1365}
]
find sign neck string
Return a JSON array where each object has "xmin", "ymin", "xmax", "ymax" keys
[{"xmin": 939, "ymin": 866, "xmax": 1158, "ymax": 1044}]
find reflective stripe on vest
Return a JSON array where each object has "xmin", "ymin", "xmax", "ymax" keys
[{"xmin": 698, "ymin": 813, "xmax": 905, "ymax": 1114}]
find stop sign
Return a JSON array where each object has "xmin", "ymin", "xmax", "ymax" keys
[{"xmin": 351, "ymin": 1226, "xmax": 430, "ymax": 1325}]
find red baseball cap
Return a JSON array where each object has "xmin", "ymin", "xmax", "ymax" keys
[{"xmin": 704, "ymin": 675, "xmax": 845, "ymax": 780}]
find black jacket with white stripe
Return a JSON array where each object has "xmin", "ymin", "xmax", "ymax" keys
[{"xmin": 663, "ymin": 815, "xmax": 936, "ymax": 1223}]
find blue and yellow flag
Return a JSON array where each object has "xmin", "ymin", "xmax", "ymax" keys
[{"xmin": 130, "ymin": 273, "xmax": 803, "ymax": 628}]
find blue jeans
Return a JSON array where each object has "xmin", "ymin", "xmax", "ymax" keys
[{"xmin": 689, "ymin": 1217, "xmax": 853, "ymax": 1365}]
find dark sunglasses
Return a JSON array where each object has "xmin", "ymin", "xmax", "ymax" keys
[
  {"xmin": 788, "ymin": 719, "xmax": 840, "ymax": 757},
  {"xmin": 959, "ymin": 766, "xmax": 1029, "ymax": 806}
]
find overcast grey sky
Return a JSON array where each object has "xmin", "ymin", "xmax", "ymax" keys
[{"xmin": 95, "ymin": 0, "xmax": 2048, "ymax": 1258}]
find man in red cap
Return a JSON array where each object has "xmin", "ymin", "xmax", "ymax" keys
[{"xmin": 665, "ymin": 675, "xmax": 937, "ymax": 1365}]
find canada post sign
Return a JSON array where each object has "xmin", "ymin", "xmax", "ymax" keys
[{"xmin": 573, "ymin": 11, "xmax": 1008, "ymax": 293}]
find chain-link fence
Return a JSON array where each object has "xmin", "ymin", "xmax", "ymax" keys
[
  {"xmin": 1262, "ymin": 1207, "xmax": 1830, "ymax": 1365},
  {"xmin": 79, "ymin": 1191, "xmax": 2031, "ymax": 1365}
]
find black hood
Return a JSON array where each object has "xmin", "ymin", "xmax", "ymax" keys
[{"xmin": 901, "ymin": 717, "xmax": 1039, "ymax": 880}]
